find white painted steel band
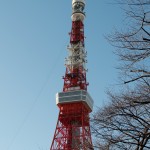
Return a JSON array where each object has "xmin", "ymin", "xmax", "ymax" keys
[
  {"xmin": 71, "ymin": 13, "xmax": 85, "ymax": 21},
  {"xmin": 72, "ymin": 0, "xmax": 85, "ymax": 5}
]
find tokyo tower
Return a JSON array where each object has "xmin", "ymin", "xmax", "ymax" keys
[{"xmin": 50, "ymin": 0, "xmax": 94, "ymax": 149}]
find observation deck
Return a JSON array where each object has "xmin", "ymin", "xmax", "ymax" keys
[{"xmin": 56, "ymin": 90, "xmax": 93, "ymax": 112}]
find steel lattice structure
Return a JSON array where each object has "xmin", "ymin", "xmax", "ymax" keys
[{"xmin": 50, "ymin": 0, "xmax": 94, "ymax": 149}]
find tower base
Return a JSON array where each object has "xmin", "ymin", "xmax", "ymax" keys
[{"xmin": 50, "ymin": 102, "xmax": 93, "ymax": 150}]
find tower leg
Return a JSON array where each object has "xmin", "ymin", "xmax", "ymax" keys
[{"xmin": 50, "ymin": 103, "xmax": 93, "ymax": 150}]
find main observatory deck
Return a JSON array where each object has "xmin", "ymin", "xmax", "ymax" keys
[{"xmin": 56, "ymin": 90, "xmax": 94, "ymax": 112}]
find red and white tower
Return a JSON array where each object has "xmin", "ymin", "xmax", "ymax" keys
[{"xmin": 50, "ymin": 0, "xmax": 94, "ymax": 149}]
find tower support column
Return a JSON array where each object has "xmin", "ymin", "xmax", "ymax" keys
[{"xmin": 50, "ymin": 103, "xmax": 93, "ymax": 150}]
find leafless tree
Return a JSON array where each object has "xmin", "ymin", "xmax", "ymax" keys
[
  {"xmin": 91, "ymin": 1, "xmax": 150, "ymax": 149},
  {"xmin": 107, "ymin": 0, "xmax": 150, "ymax": 84},
  {"xmin": 91, "ymin": 83, "xmax": 150, "ymax": 150}
]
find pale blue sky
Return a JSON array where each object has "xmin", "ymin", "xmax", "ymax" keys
[{"xmin": 0, "ymin": 1, "xmax": 123, "ymax": 150}]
